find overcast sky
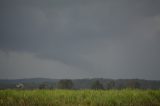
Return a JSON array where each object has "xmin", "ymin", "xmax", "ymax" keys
[{"xmin": 0, "ymin": 0, "xmax": 160, "ymax": 80}]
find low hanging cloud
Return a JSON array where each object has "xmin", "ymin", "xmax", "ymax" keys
[{"xmin": 0, "ymin": 0, "xmax": 160, "ymax": 79}]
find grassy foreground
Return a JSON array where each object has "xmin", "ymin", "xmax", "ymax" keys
[{"xmin": 0, "ymin": 89, "xmax": 160, "ymax": 106}]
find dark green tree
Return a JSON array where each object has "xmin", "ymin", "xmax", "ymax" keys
[
  {"xmin": 91, "ymin": 80, "xmax": 104, "ymax": 90},
  {"xmin": 107, "ymin": 80, "xmax": 115, "ymax": 89},
  {"xmin": 39, "ymin": 83, "xmax": 48, "ymax": 89},
  {"xmin": 57, "ymin": 79, "xmax": 74, "ymax": 89},
  {"xmin": 126, "ymin": 80, "xmax": 140, "ymax": 89}
]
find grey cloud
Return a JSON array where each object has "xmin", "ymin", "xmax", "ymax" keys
[{"xmin": 0, "ymin": 0, "xmax": 160, "ymax": 79}]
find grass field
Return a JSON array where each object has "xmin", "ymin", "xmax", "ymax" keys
[{"xmin": 0, "ymin": 89, "xmax": 160, "ymax": 106}]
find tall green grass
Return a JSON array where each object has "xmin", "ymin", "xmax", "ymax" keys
[{"xmin": 0, "ymin": 89, "xmax": 160, "ymax": 106}]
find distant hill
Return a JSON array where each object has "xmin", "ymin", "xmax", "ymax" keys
[
  {"xmin": 0, "ymin": 78, "xmax": 58, "ymax": 83},
  {"xmin": 0, "ymin": 78, "xmax": 160, "ymax": 89}
]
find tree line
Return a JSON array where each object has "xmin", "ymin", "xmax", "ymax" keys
[
  {"xmin": 2, "ymin": 78, "xmax": 159, "ymax": 90},
  {"xmin": 37, "ymin": 79, "xmax": 141, "ymax": 90}
]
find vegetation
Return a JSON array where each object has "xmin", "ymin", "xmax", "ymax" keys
[
  {"xmin": 1, "ymin": 78, "xmax": 160, "ymax": 90},
  {"xmin": 39, "ymin": 83, "xmax": 49, "ymax": 89},
  {"xmin": 91, "ymin": 80, "xmax": 104, "ymax": 90},
  {"xmin": 106, "ymin": 80, "xmax": 115, "ymax": 89},
  {"xmin": 126, "ymin": 79, "xmax": 140, "ymax": 89},
  {"xmin": 0, "ymin": 89, "xmax": 160, "ymax": 106},
  {"xmin": 57, "ymin": 79, "xmax": 74, "ymax": 89}
]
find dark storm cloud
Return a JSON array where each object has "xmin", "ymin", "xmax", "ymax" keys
[{"xmin": 0, "ymin": 0, "xmax": 160, "ymax": 79}]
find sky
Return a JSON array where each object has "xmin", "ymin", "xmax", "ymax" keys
[{"xmin": 0, "ymin": 0, "xmax": 160, "ymax": 80}]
